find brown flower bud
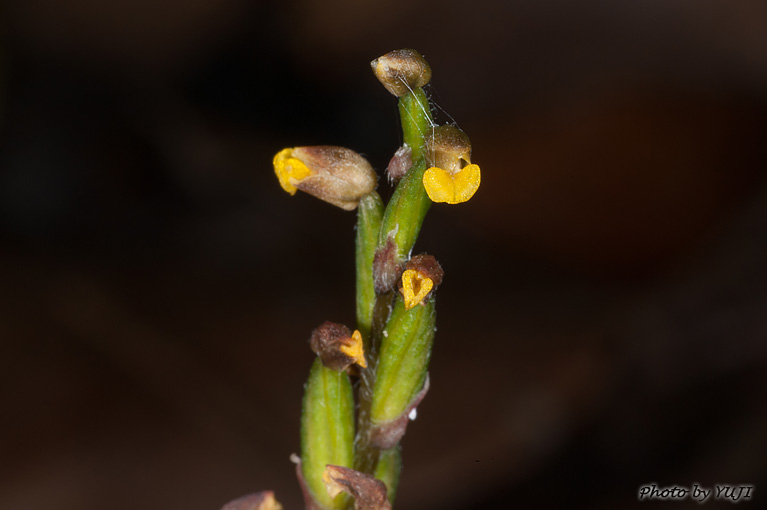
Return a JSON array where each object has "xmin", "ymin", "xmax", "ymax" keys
[
  {"xmin": 385, "ymin": 145, "xmax": 412, "ymax": 183},
  {"xmin": 273, "ymin": 146, "xmax": 377, "ymax": 210},
  {"xmin": 373, "ymin": 237, "xmax": 403, "ymax": 294},
  {"xmin": 309, "ymin": 321, "xmax": 367, "ymax": 370},
  {"xmin": 370, "ymin": 49, "xmax": 432, "ymax": 97},
  {"xmin": 424, "ymin": 125, "xmax": 472, "ymax": 173}
]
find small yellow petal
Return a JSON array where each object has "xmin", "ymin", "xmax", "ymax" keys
[
  {"xmin": 453, "ymin": 163, "xmax": 481, "ymax": 203},
  {"xmin": 423, "ymin": 167, "xmax": 455, "ymax": 203},
  {"xmin": 273, "ymin": 148, "xmax": 312, "ymax": 195},
  {"xmin": 339, "ymin": 330, "xmax": 367, "ymax": 368},
  {"xmin": 422, "ymin": 165, "xmax": 480, "ymax": 204},
  {"xmin": 401, "ymin": 269, "xmax": 434, "ymax": 310}
]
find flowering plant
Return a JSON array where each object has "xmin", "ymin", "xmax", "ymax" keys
[{"xmin": 222, "ymin": 48, "xmax": 481, "ymax": 510}]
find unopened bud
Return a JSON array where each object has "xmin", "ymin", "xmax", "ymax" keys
[
  {"xmin": 310, "ymin": 321, "xmax": 367, "ymax": 370},
  {"xmin": 273, "ymin": 146, "xmax": 377, "ymax": 210},
  {"xmin": 373, "ymin": 237, "xmax": 403, "ymax": 294},
  {"xmin": 371, "ymin": 49, "xmax": 432, "ymax": 97},
  {"xmin": 385, "ymin": 145, "xmax": 413, "ymax": 183}
]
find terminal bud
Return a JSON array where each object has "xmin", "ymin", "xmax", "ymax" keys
[{"xmin": 371, "ymin": 49, "xmax": 432, "ymax": 97}]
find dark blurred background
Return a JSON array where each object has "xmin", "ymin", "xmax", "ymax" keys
[{"xmin": 2, "ymin": 1, "xmax": 766, "ymax": 509}]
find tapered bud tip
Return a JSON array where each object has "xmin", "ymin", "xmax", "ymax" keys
[
  {"xmin": 371, "ymin": 49, "xmax": 432, "ymax": 97},
  {"xmin": 273, "ymin": 146, "xmax": 377, "ymax": 210},
  {"xmin": 310, "ymin": 321, "xmax": 367, "ymax": 371}
]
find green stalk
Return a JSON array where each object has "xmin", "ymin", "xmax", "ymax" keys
[
  {"xmin": 374, "ymin": 447, "xmax": 402, "ymax": 505},
  {"xmin": 352, "ymin": 85, "xmax": 435, "ymax": 491},
  {"xmin": 398, "ymin": 88, "xmax": 433, "ymax": 162},
  {"xmin": 378, "ymin": 87, "xmax": 434, "ymax": 261},
  {"xmin": 355, "ymin": 192, "xmax": 384, "ymax": 343}
]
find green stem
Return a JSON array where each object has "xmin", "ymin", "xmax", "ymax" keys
[
  {"xmin": 378, "ymin": 88, "xmax": 434, "ymax": 261},
  {"xmin": 352, "ymin": 87, "xmax": 435, "ymax": 488},
  {"xmin": 398, "ymin": 87, "xmax": 433, "ymax": 162},
  {"xmin": 355, "ymin": 192, "xmax": 384, "ymax": 343}
]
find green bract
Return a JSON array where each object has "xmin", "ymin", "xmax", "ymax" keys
[
  {"xmin": 301, "ymin": 358, "xmax": 355, "ymax": 509},
  {"xmin": 371, "ymin": 297, "xmax": 436, "ymax": 423}
]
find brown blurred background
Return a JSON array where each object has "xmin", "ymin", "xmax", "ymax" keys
[{"xmin": 2, "ymin": 1, "xmax": 767, "ymax": 509}]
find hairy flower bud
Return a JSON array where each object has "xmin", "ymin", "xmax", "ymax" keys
[
  {"xmin": 371, "ymin": 49, "xmax": 432, "ymax": 97},
  {"xmin": 385, "ymin": 145, "xmax": 413, "ymax": 183},
  {"xmin": 273, "ymin": 146, "xmax": 377, "ymax": 210}
]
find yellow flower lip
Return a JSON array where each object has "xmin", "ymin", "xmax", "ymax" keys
[
  {"xmin": 423, "ymin": 163, "xmax": 481, "ymax": 204},
  {"xmin": 339, "ymin": 330, "xmax": 367, "ymax": 368},
  {"xmin": 273, "ymin": 148, "xmax": 312, "ymax": 195},
  {"xmin": 401, "ymin": 269, "xmax": 434, "ymax": 309}
]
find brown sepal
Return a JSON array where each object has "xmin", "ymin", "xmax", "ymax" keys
[
  {"xmin": 373, "ymin": 238, "xmax": 403, "ymax": 294},
  {"xmin": 385, "ymin": 146, "xmax": 412, "ymax": 183},
  {"xmin": 370, "ymin": 375, "xmax": 430, "ymax": 450},
  {"xmin": 424, "ymin": 125, "xmax": 472, "ymax": 174},
  {"xmin": 323, "ymin": 465, "xmax": 391, "ymax": 510},
  {"xmin": 405, "ymin": 254, "xmax": 444, "ymax": 287},
  {"xmin": 220, "ymin": 491, "xmax": 282, "ymax": 510}
]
